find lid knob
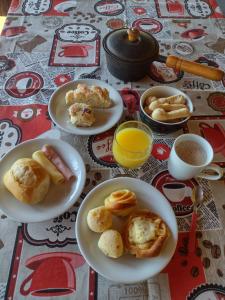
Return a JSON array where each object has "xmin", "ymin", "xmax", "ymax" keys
[{"xmin": 127, "ymin": 27, "xmax": 140, "ymax": 42}]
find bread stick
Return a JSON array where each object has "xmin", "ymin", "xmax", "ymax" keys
[
  {"xmin": 149, "ymin": 102, "xmax": 186, "ymax": 111},
  {"xmin": 151, "ymin": 107, "xmax": 190, "ymax": 121},
  {"xmin": 156, "ymin": 94, "xmax": 185, "ymax": 104},
  {"xmin": 144, "ymin": 96, "xmax": 157, "ymax": 106}
]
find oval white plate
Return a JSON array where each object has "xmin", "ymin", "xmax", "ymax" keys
[
  {"xmin": 0, "ymin": 138, "xmax": 86, "ymax": 223},
  {"xmin": 76, "ymin": 177, "xmax": 178, "ymax": 283},
  {"xmin": 49, "ymin": 79, "xmax": 124, "ymax": 135}
]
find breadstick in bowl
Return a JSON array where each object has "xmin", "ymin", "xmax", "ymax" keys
[{"xmin": 151, "ymin": 107, "xmax": 190, "ymax": 122}]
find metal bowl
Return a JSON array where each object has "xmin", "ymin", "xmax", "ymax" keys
[{"xmin": 140, "ymin": 86, "xmax": 193, "ymax": 133}]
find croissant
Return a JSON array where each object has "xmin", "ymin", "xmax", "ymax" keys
[
  {"xmin": 104, "ymin": 189, "xmax": 137, "ymax": 216},
  {"xmin": 123, "ymin": 209, "xmax": 169, "ymax": 258}
]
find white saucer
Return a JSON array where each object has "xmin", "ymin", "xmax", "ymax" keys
[
  {"xmin": 76, "ymin": 177, "xmax": 178, "ymax": 283},
  {"xmin": 0, "ymin": 138, "xmax": 86, "ymax": 223},
  {"xmin": 48, "ymin": 79, "xmax": 124, "ymax": 135}
]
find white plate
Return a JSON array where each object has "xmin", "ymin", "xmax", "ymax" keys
[
  {"xmin": 0, "ymin": 138, "xmax": 86, "ymax": 223},
  {"xmin": 48, "ymin": 79, "xmax": 124, "ymax": 135},
  {"xmin": 76, "ymin": 177, "xmax": 178, "ymax": 283}
]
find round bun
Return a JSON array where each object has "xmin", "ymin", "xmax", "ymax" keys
[
  {"xmin": 98, "ymin": 229, "xmax": 123, "ymax": 258},
  {"xmin": 123, "ymin": 209, "xmax": 169, "ymax": 258},
  {"xmin": 3, "ymin": 158, "xmax": 50, "ymax": 204},
  {"xmin": 104, "ymin": 189, "xmax": 137, "ymax": 216},
  {"xmin": 87, "ymin": 206, "xmax": 112, "ymax": 233}
]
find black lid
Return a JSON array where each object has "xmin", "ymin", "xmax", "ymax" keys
[{"xmin": 103, "ymin": 28, "xmax": 159, "ymax": 63}]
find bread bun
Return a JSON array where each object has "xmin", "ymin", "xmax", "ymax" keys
[
  {"xmin": 98, "ymin": 229, "xmax": 123, "ymax": 258},
  {"xmin": 104, "ymin": 189, "xmax": 137, "ymax": 216},
  {"xmin": 87, "ymin": 206, "xmax": 112, "ymax": 233},
  {"xmin": 123, "ymin": 209, "xmax": 169, "ymax": 258},
  {"xmin": 3, "ymin": 158, "xmax": 50, "ymax": 204}
]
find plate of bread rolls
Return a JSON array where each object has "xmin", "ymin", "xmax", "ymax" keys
[
  {"xmin": 76, "ymin": 177, "xmax": 178, "ymax": 283},
  {"xmin": 140, "ymin": 86, "xmax": 193, "ymax": 133},
  {"xmin": 49, "ymin": 79, "xmax": 123, "ymax": 136},
  {"xmin": 0, "ymin": 138, "xmax": 86, "ymax": 222}
]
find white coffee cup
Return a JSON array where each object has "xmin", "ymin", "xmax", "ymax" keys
[{"xmin": 168, "ymin": 134, "xmax": 223, "ymax": 180}]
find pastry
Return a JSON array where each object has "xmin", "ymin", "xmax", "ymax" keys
[
  {"xmin": 98, "ymin": 229, "xmax": 123, "ymax": 258},
  {"xmin": 87, "ymin": 206, "xmax": 112, "ymax": 233},
  {"xmin": 65, "ymin": 83, "xmax": 112, "ymax": 108},
  {"xmin": 123, "ymin": 209, "xmax": 169, "ymax": 258},
  {"xmin": 104, "ymin": 189, "xmax": 137, "ymax": 216},
  {"xmin": 68, "ymin": 103, "xmax": 95, "ymax": 127},
  {"xmin": 151, "ymin": 107, "xmax": 190, "ymax": 121},
  {"xmin": 3, "ymin": 158, "xmax": 50, "ymax": 204}
]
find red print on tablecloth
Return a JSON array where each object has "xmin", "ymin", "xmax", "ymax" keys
[
  {"xmin": 152, "ymin": 143, "xmax": 171, "ymax": 160},
  {"xmin": 9, "ymin": 0, "xmax": 21, "ymax": 13},
  {"xmin": 94, "ymin": 0, "xmax": 125, "ymax": 16},
  {"xmin": 155, "ymin": 0, "xmax": 223, "ymax": 19},
  {"xmin": 133, "ymin": 7, "xmax": 147, "ymax": 15},
  {"xmin": 0, "ymin": 56, "xmax": 15, "ymax": 73},
  {"xmin": 152, "ymin": 170, "xmax": 197, "ymax": 217},
  {"xmin": 0, "ymin": 105, "xmax": 51, "ymax": 155},
  {"xmin": 207, "ymin": 92, "xmax": 225, "ymax": 113},
  {"xmin": 132, "ymin": 18, "xmax": 163, "ymax": 34},
  {"xmin": 54, "ymin": 74, "xmax": 72, "ymax": 86},
  {"xmin": 20, "ymin": 252, "xmax": 85, "ymax": 297},
  {"xmin": 187, "ymin": 284, "xmax": 225, "ymax": 299},
  {"xmin": 106, "ymin": 18, "xmax": 125, "ymax": 29},
  {"xmin": 1, "ymin": 26, "xmax": 27, "ymax": 38},
  {"xmin": 181, "ymin": 28, "xmax": 208, "ymax": 41},
  {"xmin": 88, "ymin": 128, "xmax": 117, "ymax": 168},
  {"xmin": 5, "ymin": 71, "xmax": 44, "ymax": 98},
  {"xmin": 49, "ymin": 23, "xmax": 100, "ymax": 67}
]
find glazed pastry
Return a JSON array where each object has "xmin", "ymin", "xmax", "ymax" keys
[
  {"xmin": 98, "ymin": 229, "xmax": 123, "ymax": 258},
  {"xmin": 3, "ymin": 158, "xmax": 50, "ymax": 204},
  {"xmin": 104, "ymin": 189, "xmax": 137, "ymax": 216},
  {"xmin": 65, "ymin": 84, "xmax": 112, "ymax": 108},
  {"xmin": 123, "ymin": 209, "xmax": 169, "ymax": 258},
  {"xmin": 68, "ymin": 103, "xmax": 95, "ymax": 127},
  {"xmin": 151, "ymin": 107, "xmax": 190, "ymax": 122},
  {"xmin": 87, "ymin": 206, "xmax": 112, "ymax": 233}
]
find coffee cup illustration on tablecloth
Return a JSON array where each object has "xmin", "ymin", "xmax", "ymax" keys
[
  {"xmin": 162, "ymin": 182, "xmax": 192, "ymax": 203},
  {"xmin": 199, "ymin": 122, "xmax": 225, "ymax": 157},
  {"xmin": 166, "ymin": 0, "xmax": 184, "ymax": 15},
  {"xmin": 181, "ymin": 29, "xmax": 207, "ymax": 40},
  {"xmin": 58, "ymin": 44, "xmax": 93, "ymax": 57},
  {"xmin": 20, "ymin": 252, "xmax": 85, "ymax": 297}
]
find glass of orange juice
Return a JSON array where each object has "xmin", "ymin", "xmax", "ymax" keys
[{"xmin": 112, "ymin": 121, "xmax": 153, "ymax": 169}]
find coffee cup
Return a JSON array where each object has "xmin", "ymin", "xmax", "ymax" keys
[
  {"xmin": 168, "ymin": 134, "xmax": 223, "ymax": 180},
  {"xmin": 162, "ymin": 182, "xmax": 192, "ymax": 202}
]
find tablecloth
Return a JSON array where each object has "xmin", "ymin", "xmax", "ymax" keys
[{"xmin": 0, "ymin": 0, "xmax": 225, "ymax": 299}]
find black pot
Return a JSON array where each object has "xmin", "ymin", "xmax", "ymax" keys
[{"xmin": 102, "ymin": 28, "xmax": 224, "ymax": 82}]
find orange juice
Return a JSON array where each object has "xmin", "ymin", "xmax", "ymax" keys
[{"xmin": 112, "ymin": 127, "xmax": 152, "ymax": 169}]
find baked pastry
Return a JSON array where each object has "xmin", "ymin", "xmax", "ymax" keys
[
  {"xmin": 123, "ymin": 209, "xmax": 169, "ymax": 258},
  {"xmin": 98, "ymin": 229, "xmax": 123, "ymax": 258},
  {"xmin": 68, "ymin": 103, "xmax": 95, "ymax": 127},
  {"xmin": 104, "ymin": 189, "xmax": 137, "ymax": 216},
  {"xmin": 65, "ymin": 83, "xmax": 111, "ymax": 108},
  {"xmin": 3, "ymin": 158, "xmax": 50, "ymax": 204},
  {"xmin": 87, "ymin": 206, "xmax": 112, "ymax": 233}
]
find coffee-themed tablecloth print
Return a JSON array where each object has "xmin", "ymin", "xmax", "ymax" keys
[{"xmin": 1, "ymin": 0, "xmax": 225, "ymax": 299}]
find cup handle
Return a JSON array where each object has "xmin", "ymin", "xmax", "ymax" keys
[
  {"xmin": 20, "ymin": 272, "xmax": 34, "ymax": 296},
  {"xmin": 197, "ymin": 164, "xmax": 224, "ymax": 180}
]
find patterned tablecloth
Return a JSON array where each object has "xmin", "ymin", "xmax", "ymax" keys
[{"xmin": 1, "ymin": 0, "xmax": 225, "ymax": 299}]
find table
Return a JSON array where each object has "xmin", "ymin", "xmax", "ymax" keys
[{"xmin": 0, "ymin": 0, "xmax": 225, "ymax": 299}]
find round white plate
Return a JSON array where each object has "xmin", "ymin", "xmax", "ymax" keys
[
  {"xmin": 0, "ymin": 138, "xmax": 86, "ymax": 223},
  {"xmin": 76, "ymin": 177, "xmax": 178, "ymax": 283},
  {"xmin": 48, "ymin": 79, "xmax": 124, "ymax": 135}
]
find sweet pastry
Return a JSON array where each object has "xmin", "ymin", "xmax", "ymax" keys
[
  {"xmin": 65, "ymin": 83, "xmax": 111, "ymax": 108},
  {"xmin": 3, "ymin": 158, "xmax": 50, "ymax": 204},
  {"xmin": 98, "ymin": 229, "xmax": 123, "ymax": 258},
  {"xmin": 123, "ymin": 209, "xmax": 169, "ymax": 258},
  {"xmin": 104, "ymin": 189, "xmax": 137, "ymax": 216},
  {"xmin": 68, "ymin": 103, "xmax": 95, "ymax": 127},
  {"xmin": 151, "ymin": 107, "xmax": 190, "ymax": 122},
  {"xmin": 87, "ymin": 206, "xmax": 112, "ymax": 233}
]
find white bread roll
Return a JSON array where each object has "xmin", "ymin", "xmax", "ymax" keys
[
  {"xmin": 87, "ymin": 206, "xmax": 112, "ymax": 233},
  {"xmin": 98, "ymin": 229, "xmax": 123, "ymax": 258},
  {"xmin": 3, "ymin": 158, "xmax": 50, "ymax": 204}
]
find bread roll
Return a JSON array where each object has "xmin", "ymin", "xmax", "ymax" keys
[
  {"xmin": 3, "ymin": 158, "xmax": 50, "ymax": 204},
  {"xmin": 98, "ymin": 229, "xmax": 123, "ymax": 258},
  {"xmin": 123, "ymin": 209, "xmax": 169, "ymax": 258},
  {"xmin": 87, "ymin": 206, "xmax": 112, "ymax": 233},
  {"xmin": 104, "ymin": 189, "xmax": 137, "ymax": 216}
]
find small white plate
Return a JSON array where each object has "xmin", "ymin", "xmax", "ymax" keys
[
  {"xmin": 48, "ymin": 79, "xmax": 124, "ymax": 135},
  {"xmin": 76, "ymin": 177, "xmax": 178, "ymax": 283},
  {"xmin": 0, "ymin": 138, "xmax": 86, "ymax": 223}
]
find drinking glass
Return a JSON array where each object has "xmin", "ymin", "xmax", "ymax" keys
[{"xmin": 112, "ymin": 121, "xmax": 153, "ymax": 169}]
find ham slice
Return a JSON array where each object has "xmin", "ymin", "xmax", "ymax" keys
[{"xmin": 41, "ymin": 144, "xmax": 75, "ymax": 181}]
